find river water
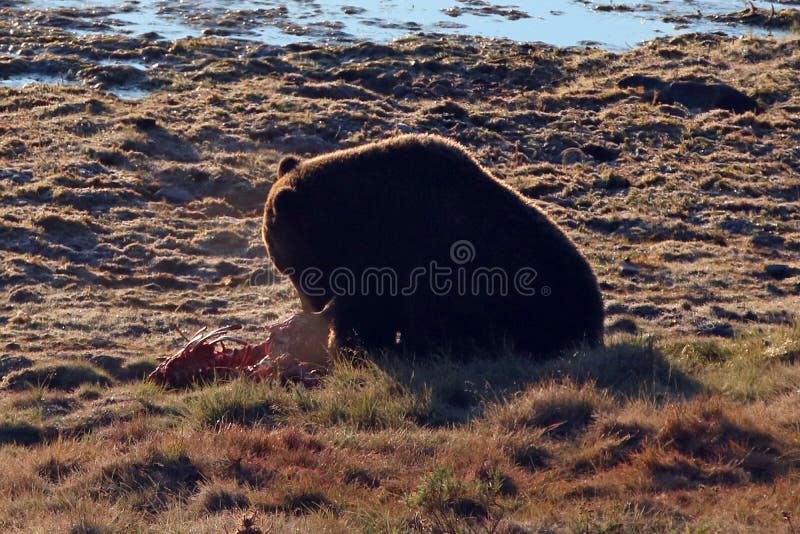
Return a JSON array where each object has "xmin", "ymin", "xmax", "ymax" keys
[
  {"xmin": 1, "ymin": 0, "xmax": 793, "ymax": 97},
  {"xmin": 13, "ymin": 0, "xmax": 794, "ymax": 49}
]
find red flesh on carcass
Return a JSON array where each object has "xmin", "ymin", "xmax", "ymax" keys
[{"xmin": 148, "ymin": 314, "xmax": 329, "ymax": 388}]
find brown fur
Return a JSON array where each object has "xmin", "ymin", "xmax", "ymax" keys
[{"xmin": 263, "ymin": 134, "xmax": 603, "ymax": 356}]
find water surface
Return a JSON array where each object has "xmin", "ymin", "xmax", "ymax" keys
[
  {"xmin": 14, "ymin": 0, "xmax": 794, "ymax": 49},
  {"xmin": 2, "ymin": 0, "xmax": 793, "ymax": 97}
]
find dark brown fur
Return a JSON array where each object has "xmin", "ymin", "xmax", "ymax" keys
[{"xmin": 263, "ymin": 134, "xmax": 603, "ymax": 356}]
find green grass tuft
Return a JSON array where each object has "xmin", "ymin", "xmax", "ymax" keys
[
  {"xmin": 183, "ymin": 378, "xmax": 290, "ymax": 428},
  {"xmin": 409, "ymin": 467, "xmax": 509, "ymax": 531},
  {"xmin": 489, "ymin": 381, "xmax": 611, "ymax": 438},
  {"xmin": 309, "ymin": 357, "xmax": 428, "ymax": 430}
]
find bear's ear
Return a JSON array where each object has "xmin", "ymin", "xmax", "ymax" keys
[{"xmin": 278, "ymin": 156, "xmax": 301, "ymax": 177}]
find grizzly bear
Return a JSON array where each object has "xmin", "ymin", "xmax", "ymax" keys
[{"xmin": 262, "ymin": 134, "xmax": 603, "ymax": 356}]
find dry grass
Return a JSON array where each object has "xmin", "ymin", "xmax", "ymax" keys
[
  {"xmin": 0, "ymin": 19, "xmax": 799, "ymax": 532},
  {"xmin": 3, "ymin": 337, "xmax": 796, "ymax": 531}
]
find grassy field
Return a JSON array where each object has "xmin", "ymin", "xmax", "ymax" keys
[{"xmin": 1, "ymin": 18, "xmax": 799, "ymax": 533}]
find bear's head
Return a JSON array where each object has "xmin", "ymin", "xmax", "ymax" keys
[
  {"xmin": 263, "ymin": 156, "xmax": 305, "ymax": 273},
  {"xmin": 263, "ymin": 155, "xmax": 333, "ymax": 312}
]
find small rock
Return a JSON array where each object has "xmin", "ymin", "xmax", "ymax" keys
[
  {"xmin": 607, "ymin": 317, "xmax": 638, "ymax": 334},
  {"xmin": 391, "ymin": 84, "xmax": 412, "ymax": 98},
  {"xmin": 630, "ymin": 304, "xmax": 664, "ymax": 319},
  {"xmin": 215, "ymin": 261, "xmax": 246, "ymax": 276},
  {"xmin": 0, "ymin": 168, "xmax": 33, "ymax": 184},
  {"xmin": 765, "ymin": 264, "xmax": 797, "ymax": 280},
  {"xmin": 605, "ymin": 302, "xmax": 628, "ymax": 315},
  {"xmin": 711, "ymin": 305, "xmax": 742, "ymax": 321},
  {"xmin": 695, "ymin": 320, "xmax": 735, "ymax": 338},
  {"xmin": 750, "ymin": 232, "xmax": 785, "ymax": 249},
  {"xmin": 341, "ymin": 6, "xmax": 366, "ymax": 15},
  {"xmin": 194, "ymin": 230, "xmax": 250, "ymax": 256},
  {"xmin": 620, "ymin": 260, "xmax": 640, "ymax": 277},
  {"xmin": 66, "ymin": 161, "xmax": 107, "ymax": 178},
  {"xmin": 0, "ymin": 138, "xmax": 27, "ymax": 157},
  {"xmin": 545, "ymin": 134, "xmax": 580, "ymax": 154},
  {"xmin": 718, "ymin": 217, "xmax": 752, "ymax": 235},
  {"xmin": 559, "ymin": 147, "xmax": 587, "ymax": 165},
  {"xmin": 657, "ymin": 104, "xmax": 688, "ymax": 118},
  {"xmin": 0, "ymin": 354, "xmax": 33, "ymax": 379},
  {"xmin": 8, "ymin": 288, "xmax": 43, "ymax": 304},
  {"xmin": 485, "ymin": 117, "xmax": 511, "ymax": 131},
  {"xmin": 156, "ymin": 186, "xmax": 195, "ymax": 204},
  {"xmin": 89, "ymin": 354, "xmax": 124, "ymax": 374},
  {"xmin": 276, "ymin": 133, "xmax": 335, "ymax": 155},
  {"xmin": 426, "ymin": 100, "xmax": 469, "ymax": 119},
  {"xmin": 582, "ymin": 143, "xmax": 620, "ymax": 162},
  {"xmin": 595, "ymin": 172, "xmax": 631, "ymax": 190}
]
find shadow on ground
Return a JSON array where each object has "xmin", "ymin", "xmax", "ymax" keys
[{"xmin": 373, "ymin": 339, "xmax": 702, "ymax": 426}]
